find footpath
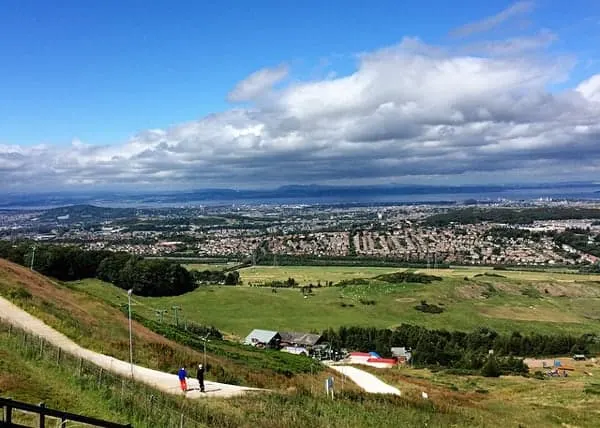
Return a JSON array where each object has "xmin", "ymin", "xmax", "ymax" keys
[
  {"xmin": 0, "ymin": 296, "xmax": 257, "ymax": 398},
  {"xmin": 328, "ymin": 365, "xmax": 401, "ymax": 395}
]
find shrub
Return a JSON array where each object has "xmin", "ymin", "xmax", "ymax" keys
[
  {"xmin": 481, "ymin": 357, "xmax": 501, "ymax": 378},
  {"xmin": 414, "ymin": 300, "xmax": 444, "ymax": 314}
]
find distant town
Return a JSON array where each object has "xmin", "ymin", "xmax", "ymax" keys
[{"xmin": 1, "ymin": 199, "xmax": 600, "ymax": 268}]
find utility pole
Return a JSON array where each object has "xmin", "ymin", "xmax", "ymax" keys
[
  {"xmin": 155, "ymin": 309, "xmax": 168, "ymax": 323},
  {"xmin": 30, "ymin": 245, "xmax": 37, "ymax": 271},
  {"xmin": 172, "ymin": 306, "xmax": 181, "ymax": 327}
]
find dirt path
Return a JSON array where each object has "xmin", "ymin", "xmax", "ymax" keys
[
  {"xmin": 0, "ymin": 297, "xmax": 258, "ymax": 398},
  {"xmin": 328, "ymin": 365, "xmax": 401, "ymax": 395}
]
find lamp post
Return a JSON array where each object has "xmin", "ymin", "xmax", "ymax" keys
[
  {"xmin": 202, "ymin": 333, "xmax": 210, "ymax": 368},
  {"xmin": 127, "ymin": 289, "xmax": 134, "ymax": 378}
]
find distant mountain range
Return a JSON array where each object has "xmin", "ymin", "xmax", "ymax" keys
[{"xmin": 1, "ymin": 182, "xmax": 599, "ymax": 209}]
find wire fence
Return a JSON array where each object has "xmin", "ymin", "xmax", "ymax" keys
[{"xmin": 0, "ymin": 320, "xmax": 216, "ymax": 428}]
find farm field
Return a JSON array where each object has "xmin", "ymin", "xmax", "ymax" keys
[
  {"xmin": 238, "ymin": 265, "xmax": 401, "ymax": 285},
  {"xmin": 236, "ymin": 265, "xmax": 600, "ymax": 285},
  {"xmin": 73, "ymin": 266, "xmax": 600, "ymax": 338}
]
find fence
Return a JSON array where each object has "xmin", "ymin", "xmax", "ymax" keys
[
  {"xmin": 0, "ymin": 397, "xmax": 131, "ymax": 428},
  {"xmin": 0, "ymin": 321, "xmax": 216, "ymax": 428}
]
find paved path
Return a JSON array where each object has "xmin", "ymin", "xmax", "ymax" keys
[
  {"xmin": 0, "ymin": 297, "xmax": 258, "ymax": 398},
  {"xmin": 329, "ymin": 365, "xmax": 401, "ymax": 395}
]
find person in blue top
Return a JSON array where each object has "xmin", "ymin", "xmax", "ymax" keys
[{"xmin": 178, "ymin": 367, "xmax": 188, "ymax": 392}]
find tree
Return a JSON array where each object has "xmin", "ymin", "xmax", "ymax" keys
[{"xmin": 482, "ymin": 356, "xmax": 501, "ymax": 377}]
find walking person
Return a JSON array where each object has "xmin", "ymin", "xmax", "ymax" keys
[
  {"xmin": 178, "ymin": 367, "xmax": 188, "ymax": 392},
  {"xmin": 197, "ymin": 364, "xmax": 205, "ymax": 392}
]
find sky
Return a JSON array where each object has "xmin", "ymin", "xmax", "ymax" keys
[{"xmin": 1, "ymin": 0, "xmax": 600, "ymax": 191}]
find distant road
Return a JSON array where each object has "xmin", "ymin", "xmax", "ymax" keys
[{"xmin": 0, "ymin": 296, "xmax": 258, "ymax": 398}]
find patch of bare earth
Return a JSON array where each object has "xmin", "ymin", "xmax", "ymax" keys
[
  {"xmin": 478, "ymin": 306, "xmax": 581, "ymax": 323},
  {"xmin": 395, "ymin": 297, "xmax": 417, "ymax": 303}
]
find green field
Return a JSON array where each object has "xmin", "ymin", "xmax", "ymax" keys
[
  {"xmin": 73, "ymin": 266, "xmax": 600, "ymax": 338},
  {"xmin": 361, "ymin": 363, "xmax": 600, "ymax": 428}
]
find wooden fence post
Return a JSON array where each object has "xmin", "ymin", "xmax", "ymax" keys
[
  {"xmin": 4, "ymin": 399, "xmax": 12, "ymax": 424},
  {"xmin": 78, "ymin": 358, "xmax": 83, "ymax": 376},
  {"xmin": 39, "ymin": 402, "xmax": 46, "ymax": 428},
  {"xmin": 56, "ymin": 348, "xmax": 61, "ymax": 365}
]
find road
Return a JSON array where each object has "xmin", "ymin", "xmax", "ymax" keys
[
  {"xmin": 328, "ymin": 365, "xmax": 401, "ymax": 395},
  {"xmin": 0, "ymin": 296, "xmax": 258, "ymax": 398}
]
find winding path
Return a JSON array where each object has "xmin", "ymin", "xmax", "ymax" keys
[
  {"xmin": 0, "ymin": 296, "xmax": 258, "ymax": 398},
  {"xmin": 328, "ymin": 365, "xmax": 401, "ymax": 395}
]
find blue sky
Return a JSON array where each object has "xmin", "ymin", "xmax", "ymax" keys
[
  {"xmin": 1, "ymin": 1, "xmax": 600, "ymax": 190},
  {"xmin": 1, "ymin": 0, "xmax": 596, "ymax": 147}
]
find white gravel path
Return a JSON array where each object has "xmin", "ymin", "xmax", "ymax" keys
[
  {"xmin": 329, "ymin": 365, "xmax": 401, "ymax": 395},
  {"xmin": 0, "ymin": 296, "xmax": 258, "ymax": 398}
]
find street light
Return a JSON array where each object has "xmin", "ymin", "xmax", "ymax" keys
[
  {"xmin": 201, "ymin": 333, "xmax": 210, "ymax": 368},
  {"xmin": 127, "ymin": 289, "xmax": 134, "ymax": 379}
]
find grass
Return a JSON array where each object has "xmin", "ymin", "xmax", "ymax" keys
[
  {"xmin": 362, "ymin": 362, "xmax": 600, "ymax": 428},
  {"xmin": 0, "ymin": 321, "xmax": 476, "ymax": 428},
  {"xmin": 0, "ymin": 259, "xmax": 338, "ymax": 391},
  {"xmin": 74, "ymin": 266, "xmax": 600, "ymax": 338},
  {"xmin": 5, "ymin": 257, "xmax": 600, "ymax": 427},
  {"xmin": 238, "ymin": 265, "xmax": 401, "ymax": 285},
  {"xmin": 0, "ymin": 329, "xmax": 133, "ymax": 427}
]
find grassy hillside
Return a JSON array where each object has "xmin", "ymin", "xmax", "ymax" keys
[
  {"xmin": 4, "ymin": 258, "xmax": 600, "ymax": 427},
  {"xmin": 74, "ymin": 266, "xmax": 600, "ymax": 338},
  {"xmin": 0, "ymin": 258, "xmax": 331, "ymax": 391}
]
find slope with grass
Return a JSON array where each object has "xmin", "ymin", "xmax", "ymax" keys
[
  {"xmin": 74, "ymin": 267, "xmax": 600, "ymax": 338},
  {"xmin": 362, "ymin": 364, "xmax": 600, "ymax": 428},
  {"xmin": 0, "ymin": 258, "xmax": 332, "ymax": 392}
]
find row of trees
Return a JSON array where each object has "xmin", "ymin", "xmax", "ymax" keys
[
  {"xmin": 321, "ymin": 325, "xmax": 595, "ymax": 372},
  {"xmin": 191, "ymin": 269, "xmax": 241, "ymax": 285},
  {"xmin": 0, "ymin": 242, "xmax": 196, "ymax": 296},
  {"xmin": 425, "ymin": 207, "xmax": 600, "ymax": 226}
]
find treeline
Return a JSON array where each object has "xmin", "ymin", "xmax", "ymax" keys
[
  {"xmin": 321, "ymin": 325, "xmax": 595, "ymax": 373},
  {"xmin": 487, "ymin": 226, "xmax": 542, "ymax": 241},
  {"xmin": 0, "ymin": 242, "xmax": 195, "ymax": 297},
  {"xmin": 252, "ymin": 253, "xmax": 450, "ymax": 269},
  {"xmin": 554, "ymin": 229, "xmax": 600, "ymax": 258},
  {"xmin": 191, "ymin": 269, "xmax": 241, "ymax": 285},
  {"xmin": 425, "ymin": 207, "xmax": 600, "ymax": 226}
]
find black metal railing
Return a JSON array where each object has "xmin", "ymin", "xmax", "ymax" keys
[{"xmin": 1, "ymin": 397, "xmax": 131, "ymax": 428}]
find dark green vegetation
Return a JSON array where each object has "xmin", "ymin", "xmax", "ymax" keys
[
  {"xmin": 0, "ymin": 242, "xmax": 195, "ymax": 296},
  {"xmin": 425, "ymin": 207, "xmax": 600, "ymax": 226},
  {"xmin": 555, "ymin": 228, "xmax": 600, "ymax": 258},
  {"xmin": 321, "ymin": 324, "xmax": 588, "ymax": 374},
  {"xmin": 414, "ymin": 300, "xmax": 445, "ymax": 314},
  {"xmin": 191, "ymin": 269, "xmax": 241, "ymax": 285},
  {"xmin": 374, "ymin": 271, "xmax": 442, "ymax": 284}
]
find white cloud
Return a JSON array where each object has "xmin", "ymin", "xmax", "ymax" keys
[
  {"xmin": 577, "ymin": 74, "xmax": 600, "ymax": 103},
  {"xmin": 2, "ymin": 13, "xmax": 600, "ymax": 191},
  {"xmin": 228, "ymin": 64, "xmax": 289, "ymax": 102},
  {"xmin": 450, "ymin": 1, "xmax": 535, "ymax": 38}
]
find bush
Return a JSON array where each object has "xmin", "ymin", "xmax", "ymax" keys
[
  {"xmin": 375, "ymin": 272, "xmax": 442, "ymax": 284},
  {"xmin": 481, "ymin": 357, "xmax": 501, "ymax": 377},
  {"xmin": 414, "ymin": 300, "xmax": 444, "ymax": 314}
]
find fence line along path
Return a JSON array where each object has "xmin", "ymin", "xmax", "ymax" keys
[{"xmin": 0, "ymin": 296, "xmax": 258, "ymax": 398}]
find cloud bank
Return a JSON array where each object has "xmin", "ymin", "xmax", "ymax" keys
[{"xmin": 1, "ymin": 12, "xmax": 600, "ymax": 191}]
